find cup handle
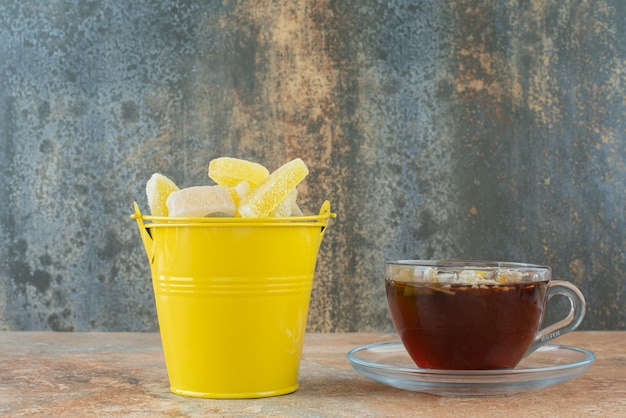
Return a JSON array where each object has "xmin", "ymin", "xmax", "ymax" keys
[{"xmin": 525, "ymin": 280, "xmax": 586, "ymax": 357}]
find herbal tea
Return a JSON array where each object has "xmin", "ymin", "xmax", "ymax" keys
[{"xmin": 385, "ymin": 280, "xmax": 549, "ymax": 370}]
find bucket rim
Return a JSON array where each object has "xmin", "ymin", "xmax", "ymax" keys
[{"xmin": 131, "ymin": 200, "xmax": 336, "ymax": 227}]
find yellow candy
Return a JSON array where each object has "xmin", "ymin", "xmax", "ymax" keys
[
  {"xmin": 208, "ymin": 157, "xmax": 269, "ymax": 188},
  {"xmin": 146, "ymin": 173, "xmax": 179, "ymax": 216},
  {"xmin": 228, "ymin": 180, "xmax": 251, "ymax": 207},
  {"xmin": 239, "ymin": 158, "xmax": 309, "ymax": 218},
  {"xmin": 226, "ymin": 180, "xmax": 251, "ymax": 216},
  {"xmin": 273, "ymin": 189, "xmax": 298, "ymax": 217}
]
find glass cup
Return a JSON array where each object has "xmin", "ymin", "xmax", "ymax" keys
[{"xmin": 385, "ymin": 260, "xmax": 586, "ymax": 370}]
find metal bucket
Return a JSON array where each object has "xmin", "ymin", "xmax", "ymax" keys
[{"xmin": 131, "ymin": 201, "xmax": 334, "ymax": 398}]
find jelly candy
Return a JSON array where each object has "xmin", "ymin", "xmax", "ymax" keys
[
  {"xmin": 228, "ymin": 180, "xmax": 250, "ymax": 207},
  {"xmin": 146, "ymin": 173, "xmax": 179, "ymax": 216},
  {"xmin": 166, "ymin": 185, "xmax": 236, "ymax": 217},
  {"xmin": 208, "ymin": 157, "xmax": 269, "ymax": 188},
  {"xmin": 227, "ymin": 180, "xmax": 251, "ymax": 216},
  {"xmin": 273, "ymin": 189, "xmax": 298, "ymax": 217},
  {"xmin": 239, "ymin": 158, "xmax": 309, "ymax": 218},
  {"xmin": 147, "ymin": 158, "xmax": 309, "ymax": 218}
]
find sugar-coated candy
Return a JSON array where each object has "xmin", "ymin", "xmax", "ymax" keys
[
  {"xmin": 273, "ymin": 189, "xmax": 298, "ymax": 217},
  {"xmin": 146, "ymin": 173, "xmax": 179, "ymax": 216},
  {"xmin": 239, "ymin": 158, "xmax": 309, "ymax": 218},
  {"xmin": 166, "ymin": 185, "xmax": 236, "ymax": 217},
  {"xmin": 228, "ymin": 180, "xmax": 250, "ymax": 207},
  {"xmin": 227, "ymin": 180, "xmax": 251, "ymax": 216},
  {"xmin": 208, "ymin": 157, "xmax": 269, "ymax": 188}
]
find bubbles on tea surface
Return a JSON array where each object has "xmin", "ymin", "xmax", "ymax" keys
[{"xmin": 390, "ymin": 265, "xmax": 540, "ymax": 285}]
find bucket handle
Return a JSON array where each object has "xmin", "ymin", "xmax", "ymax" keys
[
  {"xmin": 131, "ymin": 202, "xmax": 156, "ymax": 263},
  {"xmin": 318, "ymin": 200, "xmax": 336, "ymax": 241},
  {"xmin": 132, "ymin": 200, "xmax": 335, "ymax": 259}
]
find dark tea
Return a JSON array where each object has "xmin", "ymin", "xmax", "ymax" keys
[{"xmin": 385, "ymin": 280, "xmax": 549, "ymax": 370}]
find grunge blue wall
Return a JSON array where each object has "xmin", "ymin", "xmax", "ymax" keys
[{"xmin": 0, "ymin": 1, "xmax": 624, "ymax": 331}]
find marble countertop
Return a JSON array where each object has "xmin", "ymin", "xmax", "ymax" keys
[{"xmin": 1, "ymin": 331, "xmax": 624, "ymax": 417}]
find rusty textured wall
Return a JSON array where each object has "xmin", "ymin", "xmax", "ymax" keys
[{"xmin": 0, "ymin": 1, "xmax": 624, "ymax": 332}]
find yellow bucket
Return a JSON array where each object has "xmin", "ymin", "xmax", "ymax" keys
[{"xmin": 131, "ymin": 200, "xmax": 335, "ymax": 398}]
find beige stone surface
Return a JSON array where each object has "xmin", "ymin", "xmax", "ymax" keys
[{"xmin": 0, "ymin": 331, "xmax": 623, "ymax": 417}]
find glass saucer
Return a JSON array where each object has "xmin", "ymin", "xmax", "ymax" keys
[{"xmin": 347, "ymin": 341, "xmax": 595, "ymax": 397}]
